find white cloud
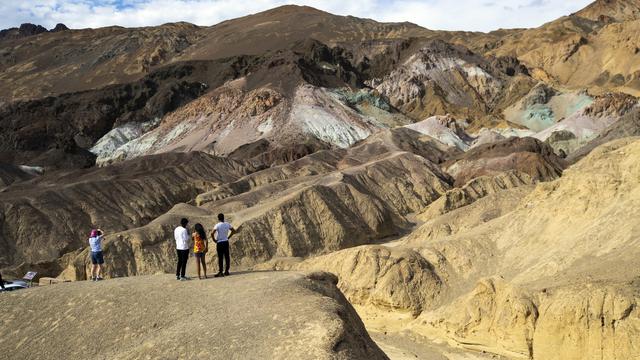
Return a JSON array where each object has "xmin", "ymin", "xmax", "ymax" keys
[{"xmin": 0, "ymin": 0, "xmax": 594, "ymax": 33}]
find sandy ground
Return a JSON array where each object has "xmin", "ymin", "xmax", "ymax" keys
[
  {"xmin": 354, "ymin": 305, "xmax": 506, "ymax": 360},
  {"xmin": 0, "ymin": 272, "xmax": 386, "ymax": 360},
  {"xmin": 371, "ymin": 332, "xmax": 505, "ymax": 360}
]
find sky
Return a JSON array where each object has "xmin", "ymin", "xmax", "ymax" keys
[{"xmin": 0, "ymin": 0, "xmax": 594, "ymax": 33}]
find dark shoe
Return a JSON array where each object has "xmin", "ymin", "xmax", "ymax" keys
[
  {"xmin": 214, "ymin": 272, "xmax": 224, "ymax": 278},
  {"xmin": 176, "ymin": 276, "xmax": 181, "ymax": 280},
  {"xmin": 96, "ymin": 277, "xmax": 104, "ymax": 281},
  {"xmin": 224, "ymin": 271, "xmax": 230, "ymax": 276}
]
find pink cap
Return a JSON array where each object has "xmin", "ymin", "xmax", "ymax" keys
[{"xmin": 90, "ymin": 229, "xmax": 98, "ymax": 237}]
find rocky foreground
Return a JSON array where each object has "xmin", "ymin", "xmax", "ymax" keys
[{"xmin": 0, "ymin": 271, "xmax": 387, "ymax": 360}]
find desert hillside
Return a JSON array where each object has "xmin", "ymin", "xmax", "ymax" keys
[
  {"xmin": 1, "ymin": 3, "xmax": 638, "ymax": 170},
  {"xmin": 263, "ymin": 137, "xmax": 640, "ymax": 359}
]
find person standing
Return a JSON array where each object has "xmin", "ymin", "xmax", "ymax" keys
[
  {"xmin": 89, "ymin": 229, "xmax": 105, "ymax": 281},
  {"xmin": 211, "ymin": 213, "xmax": 236, "ymax": 277},
  {"xmin": 192, "ymin": 223, "xmax": 208, "ymax": 279},
  {"xmin": 174, "ymin": 218, "xmax": 190, "ymax": 281}
]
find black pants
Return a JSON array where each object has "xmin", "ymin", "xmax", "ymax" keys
[
  {"xmin": 216, "ymin": 241, "xmax": 230, "ymax": 273},
  {"xmin": 176, "ymin": 249, "xmax": 189, "ymax": 278}
]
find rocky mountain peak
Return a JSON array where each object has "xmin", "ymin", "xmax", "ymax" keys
[
  {"xmin": 18, "ymin": 23, "xmax": 47, "ymax": 35},
  {"xmin": 51, "ymin": 23, "xmax": 69, "ymax": 32},
  {"xmin": 0, "ymin": 22, "xmax": 68, "ymax": 40},
  {"xmin": 0, "ymin": 23, "xmax": 47, "ymax": 39}
]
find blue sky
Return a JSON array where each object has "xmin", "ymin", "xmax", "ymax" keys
[{"xmin": 0, "ymin": 0, "xmax": 593, "ymax": 32}]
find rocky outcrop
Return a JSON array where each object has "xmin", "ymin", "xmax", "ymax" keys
[
  {"xmin": 404, "ymin": 115, "xmax": 474, "ymax": 151},
  {"xmin": 503, "ymin": 84, "xmax": 594, "ymax": 132},
  {"xmin": 0, "ymin": 272, "xmax": 388, "ymax": 360},
  {"xmin": 415, "ymin": 279, "xmax": 640, "ymax": 360},
  {"xmin": 419, "ymin": 170, "xmax": 534, "ymax": 219},
  {"xmin": 370, "ymin": 40, "xmax": 535, "ymax": 122},
  {"xmin": 50, "ymin": 23, "xmax": 69, "ymax": 32},
  {"xmin": 292, "ymin": 246, "xmax": 443, "ymax": 315},
  {"xmin": 443, "ymin": 137, "xmax": 565, "ymax": 186},
  {"xmin": 0, "ymin": 164, "xmax": 40, "ymax": 188},
  {"xmin": 0, "ymin": 23, "xmax": 69, "ymax": 40},
  {"xmin": 568, "ymin": 107, "xmax": 640, "ymax": 162},
  {"xmin": 533, "ymin": 92, "xmax": 638, "ymax": 155},
  {"xmin": 415, "ymin": 277, "xmax": 539, "ymax": 358},
  {"xmin": 543, "ymin": 130, "xmax": 578, "ymax": 156},
  {"xmin": 530, "ymin": 282, "xmax": 640, "ymax": 360},
  {"xmin": 576, "ymin": 0, "xmax": 640, "ymax": 22},
  {"xmin": 0, "ymin": 23, "xmax": 48, "ymax": 40}
]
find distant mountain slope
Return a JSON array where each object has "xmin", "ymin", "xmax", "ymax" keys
[
  {"xmin": 476, "ymin": 0, "xmax": 640, "ymax": 96},
  {"xmin": 576, "ymin": 0, "xmax": 640, "ymax": 21},
  {"xmin": 0, "ymin": 6, "xmax": 431, "ymax": 102},
  {"xmin": 0, "ymin": 1, "xmax": 638, "ymax": 170}
]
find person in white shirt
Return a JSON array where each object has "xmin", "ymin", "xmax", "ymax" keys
[
  {"xmin": 174, "ymin": 218, "xmax": 191, "ymax": 281},
  {"xmin": 88, "ymin": 228, "xmax": 105, "ymax": 281},
  {"xmin": 211, "ymin": 213, "xmax": 236, "ymax": 277}
]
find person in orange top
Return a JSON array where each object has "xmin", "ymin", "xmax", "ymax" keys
[{"xmin": 192, "ymin": 223, "xmax": 209, "ymax": 279}]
